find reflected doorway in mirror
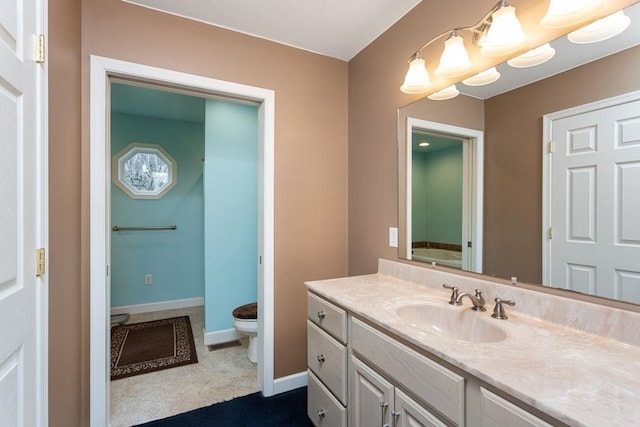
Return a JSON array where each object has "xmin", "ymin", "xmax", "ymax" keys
[{"xmin": 400, "ymin": 118, "xmax": 483, "ymax": 273}]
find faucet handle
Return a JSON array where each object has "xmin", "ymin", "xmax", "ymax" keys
[
  {"xmin": 443, "ymin": 284, "xmax": 461, "ymax": 305},
  {"xmin": 492, "ymin": 298, "xmax": 516, "ymax": 320}
]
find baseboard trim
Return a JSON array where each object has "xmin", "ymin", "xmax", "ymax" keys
[
  {"xmin": 110, "ymin": 297, "xmax": 204, "ymax": 315},
  {"xmin": 273, "ymin": 371, "xmax": 308, "ymax": 395},
  {"xmin": 204, "ymin": 328, "xmax": 244, "ymax": 346}
]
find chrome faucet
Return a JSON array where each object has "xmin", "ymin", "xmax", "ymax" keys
[{"xmin": 454, "ymin": 289, "xmax": 486, "ymax": 311}]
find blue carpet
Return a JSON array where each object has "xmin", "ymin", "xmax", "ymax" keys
[{"xmin": 135, "ymin": 387, "xmax": 312, "ymax": 426}]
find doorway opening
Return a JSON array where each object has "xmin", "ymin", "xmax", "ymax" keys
[
  {"xmin": 89, "ymin": 56, "xmax": 275, "ymax": 425},
  {"xmin": 107, "ymin": 81, "xmax": 262, "ymax": 424}
]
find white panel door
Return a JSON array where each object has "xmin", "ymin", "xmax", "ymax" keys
[
  {"xmin": 0, "ymin": 0, "xmax": 45, "ymax": 425},
  {"xmin": 548, "ymin": 98, "xmax": 640, "ymax": 303}
]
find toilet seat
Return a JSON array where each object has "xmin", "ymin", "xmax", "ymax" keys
[{"xmin": 232, "ymin": 302, "xmax": 257, "ymax": 320}]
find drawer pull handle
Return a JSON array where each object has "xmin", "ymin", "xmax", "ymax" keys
[
  {"xmin": 317, "ymin": 409, "xmax": 326, "ymax": 418},
  {"xmin": 317, "ymin": 310, "xmax": 326, "ymax": 319},
  {"xmin": 391, "ymin": 410, "xmax": 400, "ymax": 427},
  {"xmin": 317, "ymin": 354, "xmax": 326, "ymax": 363},
  {"xmin": 380, "ymin": 401, "xmax": 389, "ymax": 427}
]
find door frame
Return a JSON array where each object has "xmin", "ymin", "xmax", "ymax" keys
[
  {"xmin": 542, "ymin": 89, "xmax": 640, "ymax": 285},
  {"xmin": 403, "ymin": 118, "xmax": 484, "ymax": 273},
  {"xmin": 89, "ymin": 55, "xmax": 275, "ymax": 425}
]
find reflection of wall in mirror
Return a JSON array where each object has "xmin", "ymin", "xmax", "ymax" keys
[
  {"xmin": 412, "ymin": 143, "xmax": 463, "ymax": 246},
  {"xmin": 484, "ymin": 45, "xmax": 640, "ymax": 284}
]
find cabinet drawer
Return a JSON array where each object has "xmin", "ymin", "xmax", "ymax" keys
[
  {"xmin": 351, "ymin": 317, "xmax": 465, "ymax": 426},
  {"xmin": 308, "ymin": 370, "xmax": 347, "ymax": 427},
  {"xmin": 308, "ymin": 292, "xmax": 348, "ymax": 344},
  {"xmin": 480, "ymin": 388, "xmax": 553, "ymax": 427},
  {"xmin": 307, "ymin": 321, "xmax": 348, "ymax": 405}
]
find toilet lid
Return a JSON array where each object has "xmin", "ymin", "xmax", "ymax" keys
[{"xmin": 233, "ymin": 302, "xmax": 257, "ymax": 319}]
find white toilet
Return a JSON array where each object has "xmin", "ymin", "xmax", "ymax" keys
[{"xmin": 232, "ymin": 302, "xmax": 258, "ymax": 363}]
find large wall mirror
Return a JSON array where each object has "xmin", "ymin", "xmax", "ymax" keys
[{"xmin": 398, "ymin": 2, "xmax": 640, "ymax": 306}]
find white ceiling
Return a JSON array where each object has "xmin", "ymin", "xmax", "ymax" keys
[{"xmin": 125, "ymin": 0, "xmax": 422, "ymax": 61}]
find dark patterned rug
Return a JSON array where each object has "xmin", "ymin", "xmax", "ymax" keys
[{"xmin": 111, "ymin": 316, "xmax": 198, "ymax": 380}]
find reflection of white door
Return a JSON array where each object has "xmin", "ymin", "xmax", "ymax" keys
[
  {"xmin": 0, "ymin": 0, "xmax": 46, "ymax": 424},
  {"xmin": 543, "ymin": 93, "xmax": 640, "ymax": 303}
]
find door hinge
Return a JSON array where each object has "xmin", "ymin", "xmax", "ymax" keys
[
  {"xmin": 548, "ymin": 141, "xmax": 554, "ymax": 154},
  {"xmin": 467, "ymin": 241, "xmax": 472, "ymax": 248},
  {"xmin": 36, "ymin": 248, "xmax": 45, "ymax": 277},
  {"xmin": 36, "ymin": 34, "xmax": 45, "ymax": 64},
  {"xmin": 548, "ymin": 227, "xmax": 553, "ymax": 239}
]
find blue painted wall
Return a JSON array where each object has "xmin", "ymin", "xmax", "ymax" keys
[
  {"xmin": 412, "ymin": 145, "xmax": 463, "ymax": 245},
  {"xmin": 204, "ymin": 100, "xmax": 258, "ymax": 333},
  {"xmin": 110, "ymin": 112, "xmax": 205, "ymax": 307}
]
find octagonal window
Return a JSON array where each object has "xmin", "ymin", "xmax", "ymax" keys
[{"xmin": 112, "ymin": 143, "xmax": 177, "ymax": 199}]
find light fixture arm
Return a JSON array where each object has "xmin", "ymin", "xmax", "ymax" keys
[{"xmin": 406, "ymin": 0, "xmax": 512, "ymax": 62}]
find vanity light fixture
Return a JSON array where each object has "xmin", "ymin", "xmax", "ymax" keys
[
  {"xmin": 400, "ymin": 0, "xmax": 526, "ymax": 96},
  {"xmin": 419, "ymin": 141, "xmax": 431, "ymax": 147},
  {"xmin": 541, "ymin": 0, "xmax": 604, "ymax": 29},
  {"xmin": 462, "ymin": 67, "xmax": 501, "ymax": 86},
  {"xmin": 428, "ymin": 85, "xmax": 460, "ymax": 101},
  {"xmin": 507, "ymin": 43, "xmax": 556, "ymax": 68},
  {"xmin": 568, "ymin": 10, "xmax": 631, "ymax": 44},
  {"xmin": 479, "ymin": 4, "xmax": 526, "ymax": 57},
  {"xmin": 400, "ymin": 55, "xmax": 433, "ymax": 94},
  {"xmin": 435, "ymin": 32, "xmax": 473, "ymax": 78}
]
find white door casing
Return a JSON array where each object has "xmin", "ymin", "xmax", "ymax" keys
[
  {"xmin": 90, "ymin": 55, "xmax": 275, "ymax": 425},
  {"xmin": 543, "ymin": 91, "xmax": 640, "ymax": 303},
  {"xmin": 0, "ymin": 0, "xmax": 48, "ymax": 425}
]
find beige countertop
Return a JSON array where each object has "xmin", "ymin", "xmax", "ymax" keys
[{"xmin": 306, "ymin": 270, "xmax": 640, "ymax": 427}]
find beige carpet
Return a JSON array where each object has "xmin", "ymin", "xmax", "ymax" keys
[{"xmin": 110, "ymin": 306, "xmax": 259, "ymax": 427}]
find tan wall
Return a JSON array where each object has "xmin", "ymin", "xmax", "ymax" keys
[
  {"xmin": 484, "ymin": 45, "xmax": 640, "ymax": 283},
  {"xmin": 48, "ymin": 0, "xmax": 84, "ymax": 425},
  {"xmin": 50, "ymin": 0, "xmax": 348, "ymax": 424}
]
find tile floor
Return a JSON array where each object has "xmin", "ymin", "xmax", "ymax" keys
[{"xmin": 109, "ymin": 306, "xmax": 259, "ymax": 426}]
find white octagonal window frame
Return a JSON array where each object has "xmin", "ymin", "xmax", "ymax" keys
[{"xmin": 112, "ymin": 142, "xmax": 177, "ymax": 199}]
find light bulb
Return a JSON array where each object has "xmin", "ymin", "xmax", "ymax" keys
[
  {"xmin": 507, "ymin": 43, "xmax": 556, "ymax": 68},
  {"xmin": 400, "ymin": 57, "xmax": 432, "ymax": 94},
  {"xmin": 541, "ymin": 0, "xmax": 604, "ymax": 29},
  {"xmin": 568, "ymin": 10, "xmax": 631, "ymax": 44},
  {"xmin": 435, "ymin": 34, "xmax": 472, "ymax": 78},
  {"xmin": 480, "ymin": 5, "xmax": 526, "ymax": 57}
]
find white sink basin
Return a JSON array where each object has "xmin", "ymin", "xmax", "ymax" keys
[{"xmin": 396, "ymin": 304, "xmax": 507, "ymax": 343}]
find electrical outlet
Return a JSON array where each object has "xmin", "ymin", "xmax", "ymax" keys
[{"xmin": 144, "ymin": 274, "xmax": 152, "ymax": 285}]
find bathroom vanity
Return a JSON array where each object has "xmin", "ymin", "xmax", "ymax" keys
[{"xmin": 306, "ymin": 259, "xmax": 640, "ymax": 426}]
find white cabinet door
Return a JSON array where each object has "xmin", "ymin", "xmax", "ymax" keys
[
  {"xmin": 546, "ymin": 96, "xmax": 640, "ymax": 303},
  {"xmin": 395, "ymin": 388, "xmax": 447, "ymax": 427},
  {"xmin": 0, "ymin": 0, "xmax": 46, "ymax": 425},
  {"xmin": 351, "ymin": 355, "xmax": 394, "ymax": 427}
]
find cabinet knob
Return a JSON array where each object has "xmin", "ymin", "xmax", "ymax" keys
[
  {"xmin": 317, "ymin": 408, "xmax": 326, "ymax": 418},
  {"xmin": 317, "ymin": 310, "xmax": 326, "ymax": 319},
  {"xmin": 317, "ymin": 354, "xmax": 326, "ymax": 363}
]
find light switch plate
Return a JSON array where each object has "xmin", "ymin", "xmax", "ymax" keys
[{"xmin": 389, "ymin": 227, "xmax": 398, "ymax": 248}]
